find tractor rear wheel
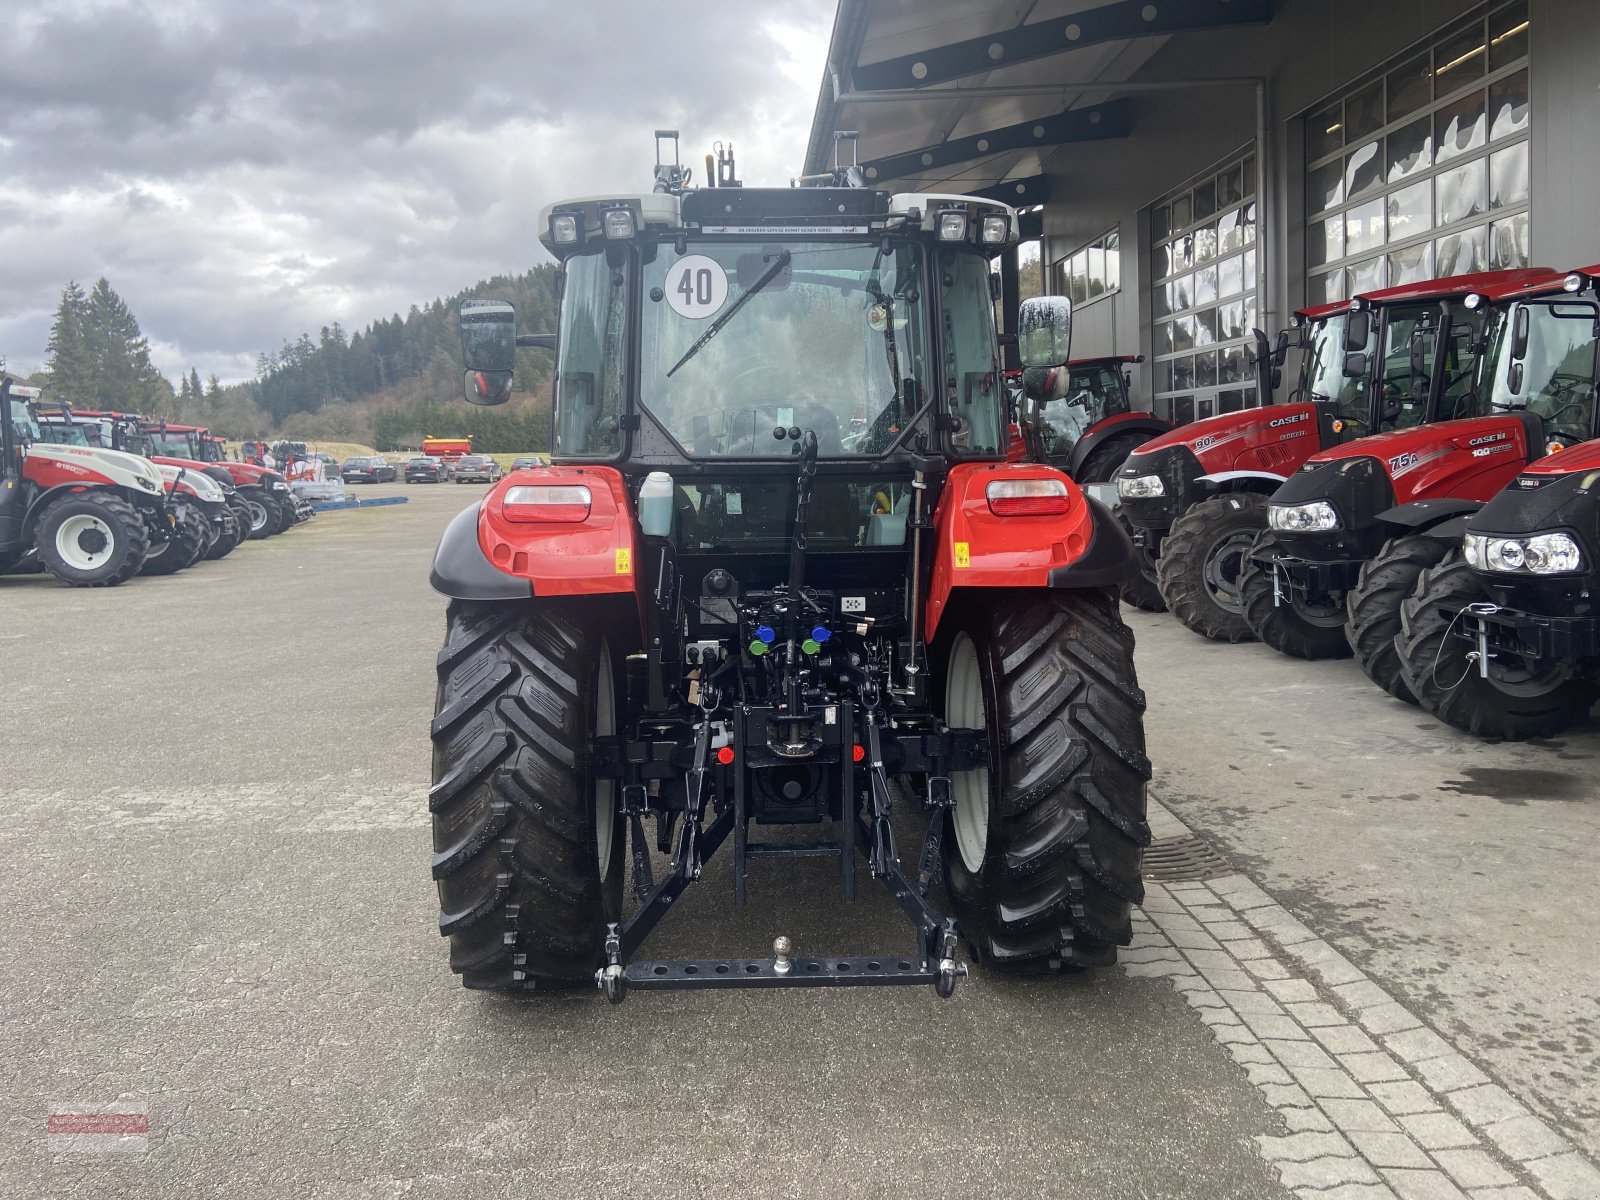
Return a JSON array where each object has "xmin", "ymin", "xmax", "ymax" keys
[
  {"xmin": 429, "ymin": 600, "xmax": 625, "ymax": 990},
  {"xmin": 1396, "ymin": 558, "xmax": 1598, "ymax": 740},
  {"xmin": 1077, "ymin": 436, "xmax": 1147, "ymax": 484},
  {"xmin": 937, "ymin": 589, "xmax": 1150, "ymax": 973},
  {"xmin": 1238, "ymin": 531, "xmax": 1353, "ymax": 660},
  {"xmin": 1345, "ymin": 534, "xmax": 1452, "ymax": 701},
  {"xmin": 1116, "ymin": 510, "xmax": 1166, "ymax": 612},
  {"xmin": 140, "ymin": 508, "xmax": 207, "ymax": 576},
  {"xmin": 1157, "ymin": 493, "xmax": 1267, "ymax": 642},
  {"xmin": 34, "ymin": 491, "xmax": 151, "ymax": 587}
]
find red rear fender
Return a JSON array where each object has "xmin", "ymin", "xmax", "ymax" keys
[{"xmin": 477, "ymin": 466, "xmax": 638, "ymax": 597}]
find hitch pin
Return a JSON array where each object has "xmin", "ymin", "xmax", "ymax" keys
[
  {"xmin": 1466, "ymin": 602, "xmax": 1500, "ymax": 680},
  {"xmin": 1271, "ymin": 561, "xmax": 1283, "ymax": 608}
]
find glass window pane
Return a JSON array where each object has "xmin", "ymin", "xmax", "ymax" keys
[
  {"xmin": 1243, "ymin": 203, "xmax": 1256, "ymax": 244},
  {"xmin": 1387, "ymin": 52, "xmax": 1432, "ymax": 122},
  {"xmin": 1243, "ymin": 248, "xmax": 1256, "ymax": 291},
  {"xmin": 1154, "ymin": 321, "xmax": 1172, "ymax": 356},
  {"xmin": 1489, "ymin": 212, "xmax": 1530, "ymax": 269},
  {"xmin": 1071, "ymin": 250, "xmax": 1090, "ymax": 304},
  {"xmin": 1218, "ymin": 209, "xmax": 1243, "ymax": 255},
  {"xmin": 1349, "ymin": 257, "xmax": 1386, "ymax": 294},
  {"xmin": 1435, "ymin": 23, "xmax": 1488, "ymax": 85},
  {"xmin": 1308, "ymin": 161, "xmax": 1344, "ymax": 213},
  {"xmin": 1308, "ymin": 103, "xmax": 1343, "ymax": 161},
  {"xmin": 1158, "ymin": 360, "xmax": 1175, "ymax": 392},
  {"xmin": 1490, "ymin": 141, "xmax": 1529, "ymax": 209},
  {"xmin": 1490, "ymin": 69, "xmax": 1529, "ymax": 140},
  {"xmin": 1314, "ymin": 269, "xmax": 1346, "ymax": 304},
  {"xmin": 1170, "ymin": 195, "xmax": 1192, "ymax": 232},
  {"xmin": 1151, "ymin": 241, "xmax": 1171, "ymax": 279},
  {"xmin": 1436, "ymin": 224, "xmax": 1489, "ymax": 276},
  {"xmin": 1387, "ymin": 116, "xmax": 1433, "ymax": 183},
  {"xmin": 1242, "ymin": 295, "xmax": 1257, "ymax": 333},
  {"xmin": 1218, "ymin": 166, "xmax": 1243, "ymax": 207},
  {"xmin": 1219, "ymin": 300, "xmax": 1245, "ymax": 342},
  {"xmin": 1387, "ymin": 179, "xmax": 1433, "ymax": 242},
  {"xmin": 1388, "ymin": 242, "xmax": 1434, "ymax": 285},
  {"xmin": 1193, "ymin": 222, "xmax": 1218, "ymax": 264},
  {"xmin": 1193, "ymin": 265, "xmax": 1218, "ymax": 306},
  {"xmin": 1195, "ymin": 309, "xmax": 1218, "ymax": 347},
  {"xmin": 1489, "ymin": 0, "xmax": 1529, "ymax": 70},
  {"xmin": 1220, "ymin": 343, "xmax": 1247, "ymax": 382},
  {"xmin": 1173, "ymin": 356, "xmax": 1195, "ymax": 389},
  {"xmin": 1195, "ymin": 351, "xmax": 1218, "ymax": 387},
  {"xmin": 1151, "ymin": 205, "xmax": 1171, "ymax": 242},
  {"xmin": 1172, "ymin": 273, "xmax": 1193, "ymax": 312},
  {"xmin": 1152, "ymin": 279, "xmax": 1172, "ymax": 318},
  {"xmin": 1173, "ymin": 396, "xmax": 1194, "ymax": 426},
  {"xmin": 1435, "ymin": 90, "xmax": 1487, "ymax": 163},
  {"xmin": 1436, "ymin": 157, "xmax": 1489, "ymax": 225},
  {"xmin": 1309, "ymin": 217, "xmax": 1343, "ymax": 268},
  {"xmin": 1087, "ymin": 244, "xmax": 1106, "ymax": 297},
  {"xmin": 1345, "ymin": 140, "xmax": 1383, "ymax": 200},
  {"xmin": 1174, "ymin": 316, "xmax": 1196, "ymax": 353},
  {"xmin": 1345, "ymin": 197, "xmax": 1386, "ymax": 257},
  {"xmin": 1193, "ymin": 179, "xmax": 1217, "ymax": 221},
  {"xmin": 1218, "ymin": 254, "xmax": 1244, "ymax": 299},
  {"xmin": 1104, "ymin": 231, "xmax": 1120, "ymax": 292},
  {"xmin": 1242, "ymin": 156, "xmax": 1256, "ymax": 197},
  {"xmin": 1175, "ymin": 235, "xmax": 1194, "ymax": 271},
  {"xmin": 1346, "ymin": 79, "xmax": 1385, "ymax": 141}
]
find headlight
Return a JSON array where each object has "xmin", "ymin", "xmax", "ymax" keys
[
  {"xmin": 1466, "ymin": 531, "xmax": 1585, "ymax": 575},
  {"xmin": 937, "ymin": 210, "xmax": 968, "ymax": 242},
  {"xmin": 137, "ymin": 476, "xmax": 158, "ymax": 491},
  {"xmin": 1268, "ymin": 501, "xmax": 1341, "ymax": 532},
  {"xmin": 1117, "ymin": 474, "xmax": 1165, "ymax": 499},
  {"xmin": 548, "ymin": 212, "xmax": 581, "ymax": 245},
  {"xmin": 979, "ymin": 214, "xmax": 1009, "ymax": 244},
  {"xmin": 271, "ymin": 480, "xmax": 288, "ymax": 490}
]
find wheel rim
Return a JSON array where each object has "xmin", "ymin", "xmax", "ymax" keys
[
  {"xmin": 1485, "ymin": 653, "xmax": 1569, "ymax": 699},
  {"xmin": 1288, "ymin": 589, "xmax": 1347, "ymax": 628},
  {"xmin": 55, "ymin": 514, "xmax": 114, "ymax": 570},
  {"xmin": 245, "ymin": 499, "xmax": 268, "ymax": 532},
  {"xmin": 1202, "ymin": 530, "xmax": 1259, "ymax": 614},
  {"xmin": 595, "ymin": 642, "xmax": 617, "ymax": 881},
  {"xmin": 945, "ymin": 632, "xmax": 989, "ymax": 875}
]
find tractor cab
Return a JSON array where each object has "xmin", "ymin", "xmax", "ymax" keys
[
  {"xmin": 1019, "ymin": 354, "xmax": 1170, "ymax": 482},
  {"xmin": 425, "ymin": 133, "xmax": 1147, "ymax": 1004}
]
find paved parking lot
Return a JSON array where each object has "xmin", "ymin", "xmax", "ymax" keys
[{"xmin": 3, "ymin": 482, "xmax": 1596, "ymax": 1198}]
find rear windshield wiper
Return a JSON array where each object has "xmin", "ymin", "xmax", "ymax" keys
[{"xmin": 667, "ymin": 250, "xmax": 792, "ymax": 379}]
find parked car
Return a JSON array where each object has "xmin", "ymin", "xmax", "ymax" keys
[
  {"xmin": 342, "ymin": 455, "xmax": 397, "ymax": 484},
  {"xmin": 510, "ymin": 456, "xmax": 542, "ymax": 471},
  {"xmin": 452, "ymin": 454, "xmax": 502, "ymax": 483},
  {"xmin": 404, "ymin": 456, "xmax": 443, "ymax": 483}
]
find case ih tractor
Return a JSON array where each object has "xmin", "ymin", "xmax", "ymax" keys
[
  {"xmin": 1, "ymin": 380, "xmax": 172, "ymax": 586},
  {"xmin": 425, "ymin": 136, "xmax": 1149, "ymax": 1001},
  {"xmin": 36, "ymin": 408, "xmax": 245, "ymax": 566},
  {"xmin": 1240, "ymin": 269, "xmax": 1583, "ymax": 693},
  {"xmin": 147, "ymin": 423, "xmax": 296, "ymax": 537},
  {"xmin": 1394, "ymin": 268, "xmax": 1600, "ymax": 737},
  {"xmin": 1115, "ymin": 269, "xmax": 1553, "ymax": 639}
]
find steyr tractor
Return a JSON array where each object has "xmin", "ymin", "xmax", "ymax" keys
[
  {"xmin": 36, "ymin": 408, "xmax": 245, "ymax": 567},
  {"xmin": 1241, "ymin": 269, "xmax": 1584, "ymax": 695},
  {"xmin": 425, "ymin": 135, "xmax": 1150, "ymax": 1002},
  {"xmin": 146, "ymin": 423, "xmax": 297, "ymax": 537},
  {"xmin": 0, "ymin": 380, "xmax": 171, "ymax": 586},
  {"xmin": 1116, "ymin": 269, "xmax": 1553, "ymax": 641},
  {"xmin": 1395, "ymin": 266, "xmax": 1600, "ymax": 738}
]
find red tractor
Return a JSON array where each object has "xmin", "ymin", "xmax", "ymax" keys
[
  {"xmin": 424, "ymin": 138, "xmax": 1148, "ymax": 1001},
  {"xmin": 1393, "ymin": 266, "xmax": 1600, "ymax": 737},
  {"xmin": 1010, "ymin": 355, "xmax": 1169, "ymax": 482},
  {"xmin": 1115, "ymin": 269, "xmax": 1555, "ymax": 636},
  {"xmin": 146, "ymin": 423, "xmax": 297, "ymax": 537},
  {"xmin": 1241, "ymin": 269, "xmax": 1588, "ymax": 694},
  {"xmin": 1, "ymin": 381, "xmax": 174, "ymax": 586}
]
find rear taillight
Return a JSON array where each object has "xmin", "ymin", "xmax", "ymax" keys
[
  {"xmin": 985, "ymin": 477, "xmax": 1073, "ymax": 517},
  {"xmin": 502, "ymin": 484, "xmax": 592, "ymax": 523}
]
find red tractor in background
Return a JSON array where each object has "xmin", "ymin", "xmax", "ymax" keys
[
  {"xmin": 1010, "ymin": 355, "xmax": 1170, "ymax": 482},
  {"xmin": 1393, "ymin": 265, "xmax": 1600, "ymax": 737},
  {"xmin": 1115, "ymin": 269, "xmax": 1555, "ymax": 637},
  {"xmin": 150, "ymin": 423, "xmax": 296, "ymax": 537},
  {"xmin": 1242, "ymin": 269, "xmax": 1591, "ymax": 697}
]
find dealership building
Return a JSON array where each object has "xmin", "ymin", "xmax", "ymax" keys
[{"xmin": 805, "ymin": 0, "xmax": 1598, "ymax": 425}]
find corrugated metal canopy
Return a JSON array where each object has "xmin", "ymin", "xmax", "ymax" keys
[{"xmin": 805, "ymin": 0, "xmax": 1272, "ymax": 195}]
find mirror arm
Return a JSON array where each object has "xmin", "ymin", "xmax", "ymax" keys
[{"xmin": 516, "ymin": 334, "xmax": 557, "ymax": 351}]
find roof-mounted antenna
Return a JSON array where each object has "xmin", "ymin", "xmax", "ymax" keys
[{"xmin": 653, "ymin": 129, "xmax": 692, "ymax": 195}]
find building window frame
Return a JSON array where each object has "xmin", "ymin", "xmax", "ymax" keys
[{"xmin": 1050, "ymin": 227, "xmax": 1121, "ymax": 308}]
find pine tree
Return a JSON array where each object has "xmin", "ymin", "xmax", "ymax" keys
[{"xmin": 44, "ymin": 281, "xmax": 94, "ymax": 401}]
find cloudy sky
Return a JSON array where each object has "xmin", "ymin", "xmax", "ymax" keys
[{"xmin": 0, "ymin": 0, "xmax": 834, "ymax": 383}]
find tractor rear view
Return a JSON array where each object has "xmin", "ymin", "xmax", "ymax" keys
[{"xmin": 425, "ymin": 135, "xmax": 1150, "ymax": 1001}]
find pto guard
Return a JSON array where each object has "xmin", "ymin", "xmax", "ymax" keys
[
  {"xmin": 429, "ymin": 465, "xmax": 637, "ymax": 601},
  {"xmin": 925, "ymin": 462, "xmax": 1132, "ymax": 640}
]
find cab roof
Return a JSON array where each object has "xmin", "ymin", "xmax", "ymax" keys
[{"xmin": 1358, "ymin": 267, "xmax": 1560, "ymax": 306}]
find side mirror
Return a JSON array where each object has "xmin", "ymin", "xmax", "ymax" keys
[
  {"xmin": 1343, "ymin": 309, "xmax": 1371, "ymax": 352},
  {"xmin": 1018, "ymin": 295, "xmax": 1072, "ymax": 369},
  {"xmin": 1273, "ymin": 329, "xmax": 1290, "ymax": 366},
  {"xmin": 1342, "ymin": 351, "xmax": 1368, "ymax": 380},
  {"xmin": 1511, "ymin": 306, "xmax": 1531, "ymax": 361},
  {"xmin": 1507, "ymin": 361, "xmax": 1525, "ymax": 394},
  {"xmin": 460, "ymin": 301, "xmax": 517, "ymax": 407},
  {"xmin": 1409, "ymin": 331, "xmax": 1427, "ymax": 382}
]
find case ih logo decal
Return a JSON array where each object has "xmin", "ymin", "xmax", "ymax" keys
[
  {"xmin": 1468, "ymin": 432, "xmax": 1508, "ymax": 447},
  {"xmin": 1268, "ymin": 413, "xmax": 1308, "ymax": 429}
]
